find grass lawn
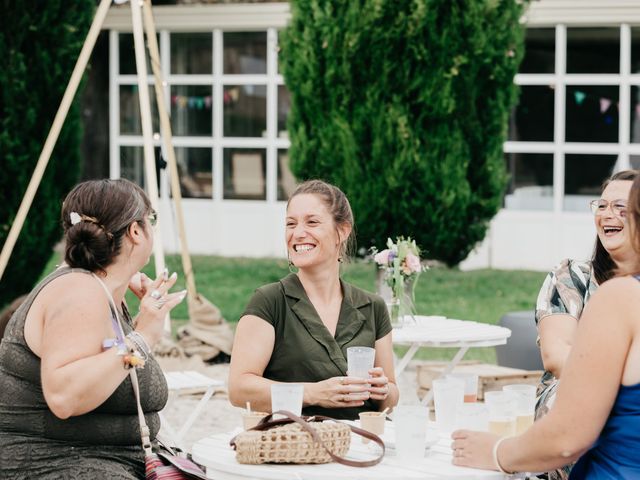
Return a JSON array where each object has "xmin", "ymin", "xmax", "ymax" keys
[{"xmin": 42, "ymin": 253, "xmax": 546, "ymax": 364}]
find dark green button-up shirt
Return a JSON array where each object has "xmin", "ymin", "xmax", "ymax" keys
[{"xmin": 242, "ymin": 273, "xmax": 392, "ymax": 419}]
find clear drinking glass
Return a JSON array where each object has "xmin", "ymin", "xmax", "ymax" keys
[
  {"xmin": 503, "ymin": 384, "xmax": 537, "ymax": 434},
  {"xmin": 347, "ymin": 346, "xmax": 375, "ymax": 379},
  {"xmin": 432, "ymin": 377, "xmax": 464, "ymax": 432},
  {"xmin": 447, "ymin": 373, "xmax": 479, "ymax": 403},
  {"xmin": 485, "ymin": 391, "xmax": 517, "ymax": 437},
  {"xmin": 394, "ymin": 405, "xmax": 429, "ymax": 459},
  {"xmin": 270, "ymin": 383, "xmax": 304, "ymax": 416}
]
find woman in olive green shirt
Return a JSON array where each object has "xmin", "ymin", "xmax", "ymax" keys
[{"xmin": 228, "ymin": 180, "xmax": 399, "ymax": 420}]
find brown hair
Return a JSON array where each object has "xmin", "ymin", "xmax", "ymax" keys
[
  {"xmin": 61, "ymin": 179, "xmax": 152, "ymax": 273},
  {"xmin": 629, "ymin": 174, "xmax": 640, "ymax": 257},
  {"xmin": 287, "ymin": 180, "xmax": 355, "ymax": 261},
  {"xmin": 592, "ymin": 169, "xmax": 639, "ymax": 284}
]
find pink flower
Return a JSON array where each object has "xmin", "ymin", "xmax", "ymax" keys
[
  {"xmin": 374, "ymin": 249, "xmax": 390, "ymax": 265},
  {"xmin": 405, "ymin": 253, "xmax": 421, "ymax": 273}
]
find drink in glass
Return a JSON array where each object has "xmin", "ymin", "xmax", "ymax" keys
[
  {"xmin": 484, "ymin": 391, "xmax": 517, "ymax": 437},
  {"xmin": 503, "ymin": 384, "xmax": 536, "ymax": 434}
]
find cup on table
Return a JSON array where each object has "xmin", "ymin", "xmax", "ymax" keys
[
  {"xmin": 359, "ymin": 411, "xmax": 386, "ymax": 444},
  {"xmin": 447, "ymin": 373, "xmax": 479, "ymax": 403},
  {"xmin": 503, "ymin": 384, "xmax": 537, "ymax": 434},
  {"xmin": 270, "ymin": 383, "xmax": 304, "ymax": 417},
  {"xmin": 454, "ymin": 403, "xmax": 489, "ymax": 431},
  {"xmin": 347, "ymin": 346, "xmax": 376, "ymax": 380},
  {"xmin": 432, "ymin": 377, "xmax": 464, "ymax": 432},
  {"xmin": 484, "ymin": 391, "xmax": 517, "ymax": 437},
  {"xmin": 394, "ymin": 405, "xmax": 429, "ymax": 459},
  {"xmin": 242, "ymin": 411, "xmax": 269, "ymax": 430}
]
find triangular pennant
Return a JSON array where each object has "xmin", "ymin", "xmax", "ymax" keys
[
  {"xmin": 600, "ymin": 98, "xmax": 611, "ymax": 113},
  {"xmin": 574, "ymin": 91, "xmax": 586, "ymax": 105}
]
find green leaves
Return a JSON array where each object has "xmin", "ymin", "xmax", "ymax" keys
[{"xmin": 282, "ymin": 0, "xmax": 527, "ymax": 265}]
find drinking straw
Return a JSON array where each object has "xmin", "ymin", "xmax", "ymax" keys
[
  {"xmin": 380, "ymin": 407, "xmax": 390, "ymax": 417},
  {"xmin": 246, "ymin": 401, "xmax": 251, "ymax": 414}
]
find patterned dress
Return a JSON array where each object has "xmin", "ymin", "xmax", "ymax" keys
[{"xmin": 534, "ymin": 259, "xmax": 598, "ymax": 480}]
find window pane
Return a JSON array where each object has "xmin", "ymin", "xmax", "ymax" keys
[
  {"xmin": 277, "ymin": 85, "xmax": 291, "ymax": 138},
  {"xmin": 223, "ymin": 148, "xmax": 266, "ymax": 200},
  {"xmin": 120, "ymin": 146, "xmax": 145, "ymax": 189},
  {"xmin": 509, "ymin": 85, "xmax": 554, "ymax": 142},
  {"xmin": 223, "ymin": 85, "xmax": 267, "ymax": 137},
  {"xmin": 565, "ymin": 85, "xmax": 618, "ymax": 143},
  {"xmin": 170, "ymin": 85, "xmax": 213, "ymax": 136},
  {"xmin": 174, "ymin": 147, "xmax": 212, "ymax": 199},
  {"xmin": 520, "ymin": 28, "xmax": 555, "ymax": 74},
  {"xmin": 564, "ymin": 154, "xmax": 617, "ymax": 211},
  {"xmin": 223, "ymin": 32, "xmax": 267, "ymax": 74},
  {"xmin": 119, "ymin": 33, "xmax": 155, "ymax": 75},
  {"xmin": 631, "ymin": 86, "xmax": 640, "ymax": 144},
  {"xmin": 566, "ymin": 28, "xmax": 619, "ymax": 74},
  {"xmin": 632, "ymin": 27, "xmax": 640, "ymax": 73},
  {"xmin": 277, "ymin": 150, "xmax": 297, "ymax": 201},
  {"xmin": 504, "ymin": 153, "xmax": 554, "ymax": 211},
  {"xmin": 119, "ymin": 85, "xmax": 159, "ymax": 135},
  {"xmin": 170, "ymin": 32, "xmax": 212, "ymax": 75}
]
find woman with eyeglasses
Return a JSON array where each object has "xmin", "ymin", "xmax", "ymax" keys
[
  {"xmin": 0, "ymin": 179, "xmax": 186, "ymax": 479},
  {"xmin": 450, "ymin": 171, "xmax": 640, "ymax": 477}
]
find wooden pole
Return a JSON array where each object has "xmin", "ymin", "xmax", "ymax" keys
[
  {"xmin": 141, "ymin": 0, "xmax": 198, "ymax": 302},
  {"xmin": 0, "ymin": 0, "xmax": 112, "ymax": 282}
]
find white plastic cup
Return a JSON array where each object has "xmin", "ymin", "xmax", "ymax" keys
[
  {"xmin": 432, "ymin": 377, "xmax": 464, "ymax": 432},
  {"xmin": 503, "ymin": 384, "xmax": 536, "ymax": 434},
  {"xmin": 394, "ymin": 405, "xmax": 429, "ymax": 459},
  {"xmin": 347, "ymin": 346, "xmax": 376, "ymax": 379},
  {"xmin": 270, "ymin": 383, "xmax": 304, "ymax": 417},
  {"xmin": 485, "ymin": 391, "xmax": 517, "ymax": 437},
  {"xmin": 447, "ymin": 373, "xmax": 479, "ymax": 403},
  {"xmin": 454, "ymin": 403, "xmax": 489, "ymax": 431}
]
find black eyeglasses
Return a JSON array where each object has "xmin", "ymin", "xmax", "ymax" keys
[
  {"xmin": 147, "ymin": 210, "xmax": 158, "ymax": 226},
  {"xmin": 589, "ymin": 199, "xmax": 627, "ymax": 218}
]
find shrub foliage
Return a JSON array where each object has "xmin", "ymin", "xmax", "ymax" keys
[
  {"xmin": 0, "ymin": 1, "xmax": 95, "ymax": 305},
  {"xmin": 280, "ymin": 0, "xmax": 527, "ymax": 265}
]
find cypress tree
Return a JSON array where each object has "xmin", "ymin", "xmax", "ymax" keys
[
  {"xmin": 280, "ymin": 0, "xmax": 527, "ymax": 265},
  {"xmin": 0, "ymin": 1, "xmax": 95, "ymax": 305}
]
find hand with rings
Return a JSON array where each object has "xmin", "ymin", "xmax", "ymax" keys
[
  {"xmin": 450, "ymin": 430, "xmax": 502, "ymax": 470},
  {"xmin": 366, "ymin": 367, "xmax": 392, "ymax": 401},
  {"xmin": 307, "ymin": 375, "xmax": 370, "ymax": 408},
  {"xmin": 135, "ymin": 268, "xmax": 187, "ymax": 347}
]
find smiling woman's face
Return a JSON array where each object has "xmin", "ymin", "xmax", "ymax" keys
[
  {"xmin": 285, "ymin": 193, "xmax": 342, "ymax": 270},
  {"xmin": 595, "ymin": 180, "xmax": 634, "ymax": 258}
]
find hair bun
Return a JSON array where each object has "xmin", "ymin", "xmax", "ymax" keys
[{"xmin": 65, "ymin": 223, "xmax": 113, "ymax": 271}]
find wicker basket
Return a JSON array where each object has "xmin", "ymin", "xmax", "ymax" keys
[{"xmin": 233, "ymin": 421, "xmax": 351, "ymax": 465}]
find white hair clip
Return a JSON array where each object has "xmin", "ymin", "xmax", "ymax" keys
[{"xmin": 70, "ymin": 212, "xmax": 82, "ymax": 226}]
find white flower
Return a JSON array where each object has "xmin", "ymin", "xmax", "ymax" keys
[{"xmin": 70, "ymin": 212, "xmax": 82, "ymax": 225}]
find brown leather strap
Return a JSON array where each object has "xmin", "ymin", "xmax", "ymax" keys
[{"xmin": 230, "ymin": 410, "xmax": 385, "ymax": 467}]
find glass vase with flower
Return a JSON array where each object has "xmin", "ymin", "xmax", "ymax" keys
[{"xmin": 372, "ymin": 237, "xmax": 424, "ymax": 328}]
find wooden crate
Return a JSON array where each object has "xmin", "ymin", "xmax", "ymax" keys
[{"xmin": 416, "ymin": 362, "xmax": 543, "ymax": 404}]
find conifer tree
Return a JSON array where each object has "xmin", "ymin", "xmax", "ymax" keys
[
  {"xmin": 0, "ymin": 1, "xmax": 95, "ymax": 305},
  {"xmin": 280, "ymin": 0, "xmax": 527, "ymax": 265}
]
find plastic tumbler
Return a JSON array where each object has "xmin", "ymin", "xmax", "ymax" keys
[
  {"xmin": 432, "ymin": 377, "xmax": 464, "ymax": 431},
  {"xmin": 347, "ymin": 346, "xmax": 376, "ymax": 379},
  {"xmin": 447, "ymin": 373, "xmax": 479, "ymax": 403},
  {"xmin": 270, "ymin": 383, "xmax": 304, "ymax": 417},
  {"xmin": 394, "ymin": 405, "xmax": 429, "ymax": 459},
  {"xmin": 485, "ymin": 390, "xmax": 517, "ymax": 437},
  {"xmin": 503, "ymin": 384, "xmax": 536, "ymax": 434}
]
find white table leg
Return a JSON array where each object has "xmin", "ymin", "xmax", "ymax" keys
[
  {"xmin": 420, "ymin": 346, "xmax": 470, "ymax": 406},
  {"xmin": 394, "ymin": 343, "xmax": 420, "ymax": 376},
  {"xmin": 177, "ymin": 384, "xmax": 216, "ymax": 441}
]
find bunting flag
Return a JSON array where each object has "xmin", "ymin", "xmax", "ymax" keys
[
  {"xmin": 574, "ymin": 91, "xmax": 586, "ymax": 105},
  {"xmin": 600, "ymin": 98, "xmax": 612, "ymax": 113},
  {"xmin": 171, "ymin": 95, "xmax": 212, "ymax": 110}
]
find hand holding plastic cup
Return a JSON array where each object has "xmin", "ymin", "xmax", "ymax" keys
[
  {"xmin": 347, "ymin": 346, "xmax": 376, "ymax": 380},
  {"xmin": 270, "ymin": 383, "xmax": 304, "ymax": 417}
]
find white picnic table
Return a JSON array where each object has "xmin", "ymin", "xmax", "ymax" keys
[
  {"xmin": 392, "ymin": 316, "xmax": 512, "ymax": 405},
  {"xmin": 192, "ymin": 421, "xmax": 513, "ymax": 480}
]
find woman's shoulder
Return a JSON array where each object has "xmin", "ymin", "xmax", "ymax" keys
[
  {"xmin": 551, "ymin": 258, "xmax": 592, "ymax": 277},
  {"xmin": 341, "ymin": 281, "xmax": 385, "ymax": 308}
]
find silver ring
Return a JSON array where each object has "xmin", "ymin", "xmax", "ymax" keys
[{"xmin": 150, "ymin": 289, "xmax": 162, "ymax": 300}]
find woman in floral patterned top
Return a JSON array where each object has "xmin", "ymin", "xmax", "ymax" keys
[{"xmin": 534, "ymin": 170, "xmax": 638, "ymax": 480}]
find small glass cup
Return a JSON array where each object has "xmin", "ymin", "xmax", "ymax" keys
[
  {"xmin": 242, "ymin": 411, "xmax": 269, "ymax": 430},
  {"xmin": 447, "ymin": 373, "xmax": 479, "ymax": 403},
  {"xmin": 454, "ymin": 403, "xmax": 489, "ymax": 431},
  {"xmin": 359, "ymin": 411, "xmax": 386, "ymax": 444},
  {"xmin": 484, "ymin": 391, "xmax": 517, "ymax": 437},
  {"xmin": 432, "ymin": 377, "xmax": 464, "ymax": 432},
  {"xmin": 394, "ymin": 405, "xmax": 429, "ymax": 459},
  {"xmin": 503, "ymin": 384, "xmax": 536, "ymax": 434},
  {"xmin": 346, "ymin": 346, "xmax": 376, "ymax": 379},
  {"xmin": 270, "ymin": 383, "xmax": 304, "ymax": 417}
]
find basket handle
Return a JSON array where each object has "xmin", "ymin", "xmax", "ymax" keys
[{"xmin": 230, "ymin": 410, "xmax": 385, "ymax": 467}]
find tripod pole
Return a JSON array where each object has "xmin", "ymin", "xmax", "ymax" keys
[
  {"xmin": 142, "ymin": 0, "xmax": 198, "ymax": 302},
  {"xmin": 0, "ymin": 0, "xmax": 112, "ymax": 281}
]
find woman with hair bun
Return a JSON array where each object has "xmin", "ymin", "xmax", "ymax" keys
[
  {"xmin": 0, "ymin": 179, "xmax": 186, "ymax": 478},
  {"xmin": 229, "ymin": 179, "xmax": 399, "ymax": 420}
]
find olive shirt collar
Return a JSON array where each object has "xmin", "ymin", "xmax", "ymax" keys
[{"xmin": 280, "ymin": 273, "xmax": 371, "ymax": 374}]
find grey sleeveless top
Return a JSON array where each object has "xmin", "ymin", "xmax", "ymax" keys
[{"xmin": 0, "ymin": 266, "xmax": 168, "ymax": 477}]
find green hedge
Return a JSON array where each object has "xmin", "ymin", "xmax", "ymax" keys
[
  {"xmin": 0, "ymin": 1, "xmax": 95, "ymax": 305},
  {"xmin": 281, "ymin": 0, "xmax": 527, "ymax": 265}
]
